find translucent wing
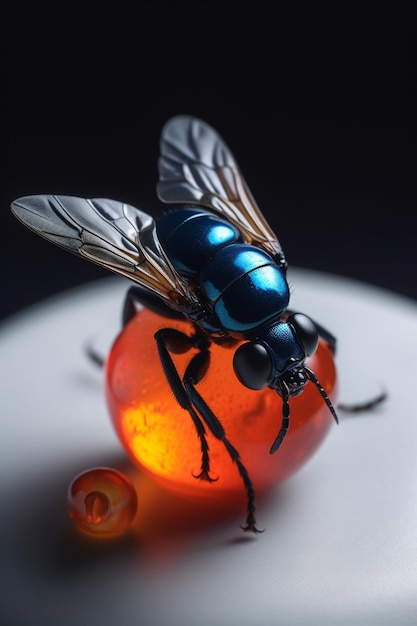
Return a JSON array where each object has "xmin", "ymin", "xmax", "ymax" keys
[
  {"xmin": 11, "ymin": 195, "xmax": 199, "ymax": 311},
  {"xmin": 157, "ymin": 115, "xmax": 286, "ymax": 268}
]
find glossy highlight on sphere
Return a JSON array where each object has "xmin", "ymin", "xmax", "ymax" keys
[
  {"xmin": 68, "ymin": 467, "xmax": 137, "ymax": 537},
  {"xmin": 105, "ymin": 309, "xmax": 338, "ymax": 499}
]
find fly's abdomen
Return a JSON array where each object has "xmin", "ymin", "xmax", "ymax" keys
[
  {"xmin": 156, "ymin": 207, "xmax": 242, "ymax": 277},
  {"xmin": 201, "ymin": 244, "xmax": 289, "ymax": 335}
]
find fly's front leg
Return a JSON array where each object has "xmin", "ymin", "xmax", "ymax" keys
[
  {"xmin": 183, "ymin": 349, "xmax": 262, "ymax": 533},
  {"xmin": 155, "ymin": 327, "xmax": 262, "ymax": 532},
  {"xmin": 154, "ymin": 328, "xmax": 216, "ymax": 483}
]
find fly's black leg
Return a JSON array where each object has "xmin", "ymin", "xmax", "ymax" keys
[
  {"xmin": 311, "ymin": 320, "xmax": 337, "ymax": 355},
  {"xmin": 122, "ymin": 286, "xmax": 140, "ymax": 327},
  {"xmin": 122, "ymin": 285, "xmax": 185, "ymax": 327},
  {"xmin": 338, "ymin": 390, "xmax": 388, "ymax": 413},
  {"xmin": 284, "ymin": 309, "xmax": 387, "ymax": 411},
  {"xmin": 85, "ymin": 343, "xmax": 106, "ymax": 368},
  {"xmin": 183, "ymin": 350, "xmax": 262, "ymax": 533},
  {"xmin": 85, "ymin": 286, "xmax": 184, "ymax": 367},
  {"xmin": 154, "ymin": 328, "xmax": 216, "ymax": 483},
  {"xmin": 155, "ymin": 327, "xmax": 262, "ymax": 533},
  {"xmin": 302, "ymin": 318, "xmax": 386, "ymax": 411}
]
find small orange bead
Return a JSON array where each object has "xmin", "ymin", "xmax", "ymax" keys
[
  {"xmin": 68, "ymin": 467, "xmax": 137, "ymax": 537},
  {"xmin": 105, "ymin": 309, "xmax": 338, "ymax": 499}
]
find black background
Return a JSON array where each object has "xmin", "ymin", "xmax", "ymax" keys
[{"xmin": 2, "ymin": 4, "xmax": 416, "ymax": 321}]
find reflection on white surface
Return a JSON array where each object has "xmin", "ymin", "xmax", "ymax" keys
[{"xmin": 1, "ymin": 270, "xmax": 417, "ymax": 625}]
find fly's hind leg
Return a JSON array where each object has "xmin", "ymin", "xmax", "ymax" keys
[
  {"xmin": 85, "ymin": 285, "xmax": 184, "ymax": 367},
  {"xmin": 122, "ymin": 285, "xmax": 186, "ymax": 327}
]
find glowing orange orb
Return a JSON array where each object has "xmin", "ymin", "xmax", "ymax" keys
[
  {"xmin": 67, "ymin": 467, "xmax": 138, "ymax": 537},
  {"xmin": 105, "ymin": 309, "xmax": 337, "ymax": 499}
]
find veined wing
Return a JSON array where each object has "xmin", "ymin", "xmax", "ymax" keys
[
  {"xmin": 157, "ymin": 115, "xmax": 286, "ymax": 268},
  {"xmin": 11, "ymin": 195, "xmax": 198, "ymax": 310}
]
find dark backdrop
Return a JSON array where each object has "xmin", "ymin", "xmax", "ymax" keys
[{"xmin": 2, "ymin": 4, "xmax": 416, "ymax": 321}]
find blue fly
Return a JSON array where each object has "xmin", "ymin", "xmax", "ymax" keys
[{"xmin": 11, "ymin": 116, "xmax": 340, "ymax": 532}]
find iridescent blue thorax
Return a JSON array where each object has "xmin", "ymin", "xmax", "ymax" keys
[{"xmin": 257, "ymin": 323, "xmax": 305, "ymax": 377}]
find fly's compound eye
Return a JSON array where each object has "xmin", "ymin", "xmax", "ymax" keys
[
  {"xmin": 287, "ymin": 313, "xmax": 319, "ymax": 357},
  {"xmin": 233, "ymin": 341, "xmax": 272, "ymax": 390}
]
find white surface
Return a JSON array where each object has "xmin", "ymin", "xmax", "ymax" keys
[{"xmin": 1, "ymin": 269, "xmax": 417, "ymax": 626}]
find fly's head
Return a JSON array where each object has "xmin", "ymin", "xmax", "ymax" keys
[{"xmin": 233, "ymin": 312, "xmax": 338, "ymax": 454}]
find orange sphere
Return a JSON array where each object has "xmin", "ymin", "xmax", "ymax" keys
[
  {"xmin": 68, "ymin": 467, "xmax": 137, "ymax": 537},
  {"xmin": 105, "ymin": 309, "xmax": 338, "ymax": 499}
]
